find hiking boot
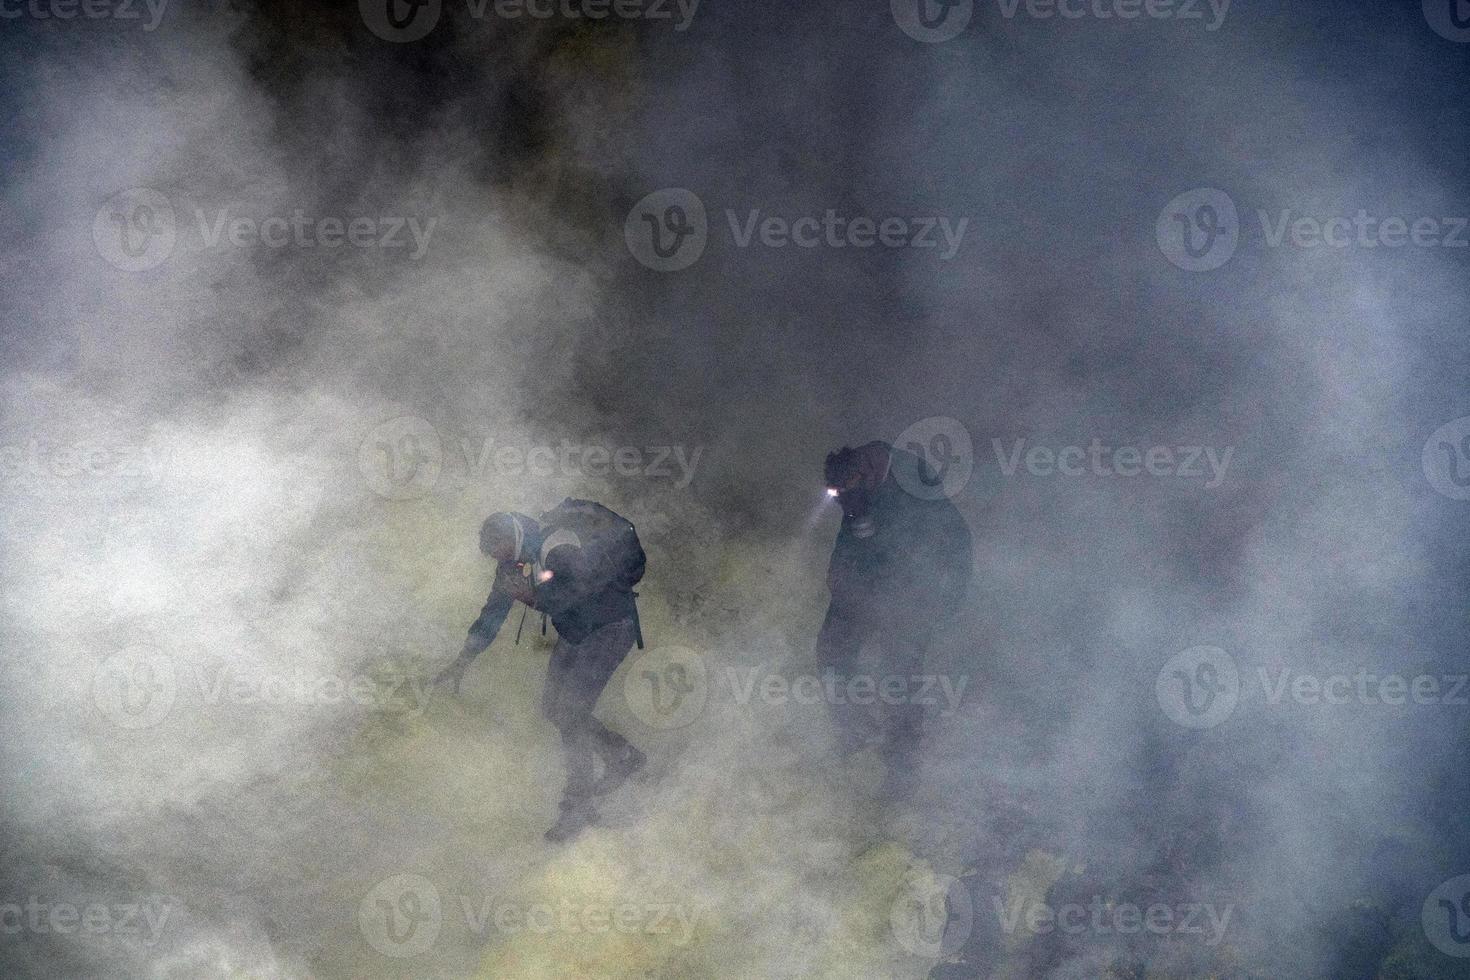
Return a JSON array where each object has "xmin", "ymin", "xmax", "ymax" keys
[
  {"xmin": 593, "ymin": 744, "xmax": 647, "ymax": 796},
  {"xmin": 544, "ymin": 805, "xmax": 598, "ymax": 844}
]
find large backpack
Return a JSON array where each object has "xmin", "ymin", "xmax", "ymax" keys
[{"xmin": 536, "ymin": 498, "xmax": 646, "ymax": 591}]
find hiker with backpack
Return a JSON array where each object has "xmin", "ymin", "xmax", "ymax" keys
[{"xmin": 434, "ymin": 499, "xmax": 648, "ymax": 843}]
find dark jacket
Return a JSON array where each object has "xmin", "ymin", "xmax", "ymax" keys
[
  {"xmin": 465, "ymin": 500, "xmax": 645, "ymax": 649},
  {"xmin": 534, "ymin": 500, "xmax": 644, "ymax": 643},
  {"xmin": 827, "ymin": 447, "xmax": 973, "ymax": 629}
]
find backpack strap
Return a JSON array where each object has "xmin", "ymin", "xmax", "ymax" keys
[{"xmin": 632, "ymin": 593, "xmax": 644, "ymax": 650}]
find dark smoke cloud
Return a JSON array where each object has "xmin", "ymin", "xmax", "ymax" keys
[{"xmin": 1, "ymin": 0, "xmax": 1468, "ymax": 977}]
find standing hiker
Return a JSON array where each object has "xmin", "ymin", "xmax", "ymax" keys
[{"xmin": 818, "ymin": 441, "xmax": 973, "ymax": 800}]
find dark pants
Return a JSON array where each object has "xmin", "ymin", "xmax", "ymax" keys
[
  {"xmin": 814, "ymin": 603, "xmax": 936, "ymax": 796},
  {"xmin": 540, "ymin": 618, "xmax": 637, "ymax": 813}
]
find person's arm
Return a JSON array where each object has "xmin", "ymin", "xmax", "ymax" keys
[
  {"xmin": 434, "ymin": 568, "xmax": 517, "ymax": 693},
  {"xmin": 465, "ymin": 588, "xmax": 516, "ymax": 656}
]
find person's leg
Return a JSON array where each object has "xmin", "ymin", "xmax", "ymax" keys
[
  {"xmin": 815, "ymin": 603, "xmax": 873, "ymax": 756},
  {"xmin": 874, "ymin": 624, "xmax": 933, "ymax": 801},
  {"xmin": 540, "ymin": 634, "xmax": 576, "ymax": 732},
  {"xmin": 572, "ymin": 620, "xmax": 644, "ymax": 792},
  {"xmin": 543, "ymin": 620, "xmax": 639, "ymax": 830},
  {"xmin": 545, "ymin": 719, "xmax": 599, "ymax": 843},
  {"xmin": 588, "ymin": 718, "xmax": 628, "ymax": 757},
  {"xmin": 541, "ymin": 635, "xmax": 599, "ymax": 838},
  {"xmin": 558, "ymin": 725, "xmax": 597, "ymax": 809}
]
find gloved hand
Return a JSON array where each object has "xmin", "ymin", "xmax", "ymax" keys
[{"xmin": 432, "ymin": 653, "xmax": 471, "ymax": 696}]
